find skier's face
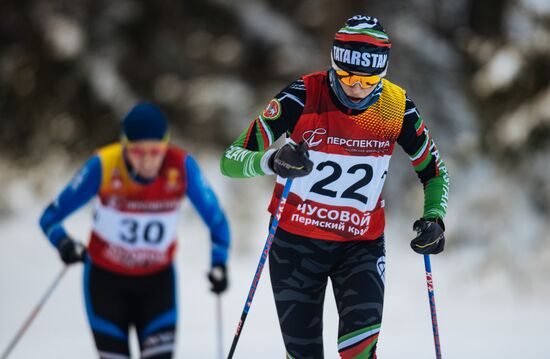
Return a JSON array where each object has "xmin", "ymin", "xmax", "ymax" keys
[
  {"xmin": 338, "ymin": 78, "xmax": 378, "ymax": 102},
  {"xmin": 125, "ymin": 140, "xmax": 168, "ymax": 179}
]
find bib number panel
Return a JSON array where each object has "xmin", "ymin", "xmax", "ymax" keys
[
  {"xmin": 284, "ymin": 151, "xmax": 390, "ymax": 211},
  {"xmin": 93, "ymin": 202, "xmax": 179, "ymax": 251}
]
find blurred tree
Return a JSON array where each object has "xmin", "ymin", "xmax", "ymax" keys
[{"xmin": 0, "ymin": 0, "xmax": 548, "ymax": 169}]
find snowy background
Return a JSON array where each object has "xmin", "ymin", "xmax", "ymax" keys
[
  {"xmin": 1, "ymin": 0, "xmax": 550, "ymax": 358},
  {"xmin": 1, "ymin": 150, "xmax": 549, "ymax": 359}
]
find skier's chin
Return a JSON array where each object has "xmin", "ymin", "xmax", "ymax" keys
[
  {"xmin": 137, "ymin": 168, "xmax": 161, "ymax": 180},
  {"xmin": 348, "ymin": 96, "xmax": 365, "ymax": 103}
]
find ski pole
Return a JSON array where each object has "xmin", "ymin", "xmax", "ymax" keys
[
  {"xmin": 216, "ymin": 294, "xmax": 224, "ymax": 359},
  {"xmin": 227, "ymin": 178, "xmax": 293, "ymax": 359},
  {"xmin": 1, "ymin": 266, "xmax": 69, "ymax": 359},
  {"xmin": 423, "ymin": 255, "xmax": 442, "ymax": 359}
]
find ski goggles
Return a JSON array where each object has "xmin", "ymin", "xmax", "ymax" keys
[
  {"xmin": 335, "ymin": 69, "xmax": 381, "ymax": 88},
  {"xmin": 122, "ymin": 134, "xmax": 169, "ymax": 158},
  {"xmin": 125, "ymin": 144, "xmax": 167, "ymax": 158}
]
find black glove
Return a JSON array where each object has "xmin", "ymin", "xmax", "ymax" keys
[
  {"xmin": 207, "ymin": 264, "xmax": 228, "ymax": 294},
  {"xmin": 410, "ymin": 218, "xmax": 445, "ymax": 255},
  {"xmin": 56, "ymin": 237, "xmax": 87, "ymax": 264},
  {"xmin": 268, "ymin": 142, "xmax": 313, "ymax": 179}
]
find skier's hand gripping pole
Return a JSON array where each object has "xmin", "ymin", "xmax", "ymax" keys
[
  {"xmin": 1, "ymin": 266, "xmax": 69, "ymax": 359},
  {"xmin": 424, "ymin": 255, "xmax": 443, "ymax": 359},
  {"xmin": 226, "ymin": 178, "xmax": 294, "ymax": 359},
  {"xmin": 268, "ymin": 141, "xmax": 313, "ymax": 179}
]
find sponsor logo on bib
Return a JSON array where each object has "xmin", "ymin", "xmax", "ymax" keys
[
  {"xmin": 327, "ymin": 136, "xmax": 391, "ymax": 153},
  {"xmin": 110, "ymin": 168, "xmax": 123, "ymax": 190},
  {"xmin": 302, "ymin": 128, "xmax": 327, "ymax": 147},
  {"xmin": 165, "ymin": 168, "xmax": 180, "ymax": 191}
]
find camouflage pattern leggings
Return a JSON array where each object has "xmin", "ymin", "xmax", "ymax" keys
[{"xmin": 269, "ymin": 228, "xmax": 385, "ymax": 359}]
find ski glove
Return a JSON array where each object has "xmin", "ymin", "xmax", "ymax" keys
[
  {"xmin": 268, "ymin": 142, "xmax": 313, "ymax": 179},
  {"xmin": 208, "ymin": 264, "xmax": 228, "ymax": 294},
  {"xmin": 56, "ymin": 237, "xmax": 87, "ymax": 264},
  {"xmin": 410, "ymin": 218, "xmax": 445, "ymax": 255}
]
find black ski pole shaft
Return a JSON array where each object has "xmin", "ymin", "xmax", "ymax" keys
[
  {"xmin": 424, "ymin": 255, "xmax": 442, "ymax": 359},
  {"xmin": 227, "ymin": 178, "xmax": 293, "ymax": 359},
  {"xmin": 216, "ymin": 294, "xmax": 224, "ymax": 359},
  {"xmin": 1, "ymin": 266, "xmax": 68, "ymax": 359}
]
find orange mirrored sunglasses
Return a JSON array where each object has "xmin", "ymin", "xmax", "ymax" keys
[
  {"xmin": 335, "ymin": 69, "xmax": 381, "ymax": 88},
  {"xmin": 126, "ymin": 145, "xmax": 167, "ymax": 158}
]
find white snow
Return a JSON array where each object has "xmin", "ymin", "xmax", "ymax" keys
[
  {"xmin": 183, "ymin": 76, "xmax": 254, "ymax": 136},
  {"xmin": 496, "ymin": 86, "xmax": 550, "ymax": 148},
  {"xmin": 42, "ymin": 14, "xmax": 86, "ymax": 61},
  {"xmin": 1, "ymin": 152, "xmax": 549, "ymax": 359},
  {"xmin": 83, "ymin": 56, "xmax": 138, "ymax": 116},
  {"xmin": 520, "ymin": 0, "xmax": 550, "ymax": 15},
  {"xmin": 473, "ymin": 46, "xmax": 523, "ymax": 97}
]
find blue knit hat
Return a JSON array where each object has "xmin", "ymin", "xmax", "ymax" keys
[{"xmin": 122, "ymin": 102, "xmax": 168, "ymax": 142}]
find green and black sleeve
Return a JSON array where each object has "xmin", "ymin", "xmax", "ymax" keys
[
  {"xmin": 397, "ymin": 96, "xmax": 450, "ymax": 222},
  {"xmin": 220, "ymin": 79, "xmax": 306, "ymax": 178}
]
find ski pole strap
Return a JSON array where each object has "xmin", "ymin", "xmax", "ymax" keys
[
  {"xmin": 424, "ymin": 255, "xmax": 442, "ymax": 359},
  {"xmin": 227, "ymin": 178, "xmax": 293, "ymax": 359}
]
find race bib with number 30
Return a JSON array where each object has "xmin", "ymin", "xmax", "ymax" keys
[{"xmin": 93, "ymin": 202, "xmax": 180, "ymax": 251}]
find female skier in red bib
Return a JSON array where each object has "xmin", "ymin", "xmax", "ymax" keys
[
  {"xmin": 40, "ymin": 103, "xmax": 230, "ymax": 359},
  {"xmin": 221, "ymin": 15, "xmax": 449, "ymax": 359}
]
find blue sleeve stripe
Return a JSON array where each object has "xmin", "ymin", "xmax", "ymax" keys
[
  {"xmin": 83, "ymin": 260, "xmax": 128, "ymax": 340},
  {"xmin": 39, "ymin": 156, "xmax": 102, "ymax": 247},
  {"xmin": 46, "ymin": 225, "xmax": 67, "ymax": 247},
  {"xmin": 185, "ymin": 155, "xmax": 230, "ymax": 266}
]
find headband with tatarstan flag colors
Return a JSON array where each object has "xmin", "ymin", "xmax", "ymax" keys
[{"xmin": 331, "ymin": 15, "xmax": 391, "ymax": 76}]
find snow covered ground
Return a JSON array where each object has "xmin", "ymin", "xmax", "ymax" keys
[{"xmin": 1, "ymin": 152, "xmax": 549, "ymax": 359}]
